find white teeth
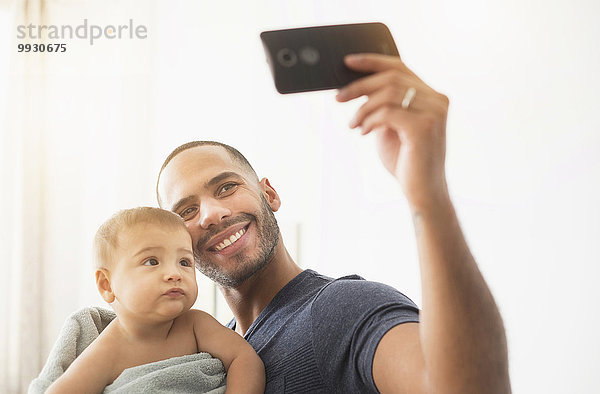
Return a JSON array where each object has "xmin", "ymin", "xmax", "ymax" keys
[{"xmin": 214, "ymin": 227, "xmax": 246, "ymax": 251}]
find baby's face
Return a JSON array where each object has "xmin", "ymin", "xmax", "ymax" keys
[{"xmin": 109, "ymin": 223, "xmax": 198, "ymax": 322}]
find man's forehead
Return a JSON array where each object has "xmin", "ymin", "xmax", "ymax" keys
[
  {"xmin": 158, "ymin": 145, "xmax": 246, "ymax": 207},
  {"xmin": 172, "ymin": 145, "xmax": 234, "ymax": 167}
]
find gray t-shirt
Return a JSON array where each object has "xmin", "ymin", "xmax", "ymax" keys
[{"xmin": 227, "ymin": 269, "xmax": 420, "ymax": 393}]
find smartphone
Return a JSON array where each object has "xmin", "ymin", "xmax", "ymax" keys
[{"xmin": 260, "ymin": 22, "xmax": 399, "ymax": 94}]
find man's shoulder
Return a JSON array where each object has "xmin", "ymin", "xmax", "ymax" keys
[
  {"xmin": 285, "ymin": 269, "xmax": 418, "ymax": 311},
  {"xmin": 281, "ymin": 270, "xmax": 390, "ymax": 309},
  {"xmin": 310, "ymin": 274, "xmax": 419, "ymax": 318},
  {"xmin": 315, "ymin": 273, "xmax": 412, "ymax": 301}
]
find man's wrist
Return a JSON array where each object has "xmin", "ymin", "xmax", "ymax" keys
[{"xmin": 408, "ymin": 186, "xmax": 453, "ymax": 221}]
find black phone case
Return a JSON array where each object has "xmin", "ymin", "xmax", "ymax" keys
[{"xmin": 260, "ymin": 22, "xmax": 399, "ymax": 94}]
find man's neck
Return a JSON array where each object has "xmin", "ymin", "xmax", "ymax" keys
[{"xmin": 220, "ymin": 238, "xmax": 302, "ymax": 336}]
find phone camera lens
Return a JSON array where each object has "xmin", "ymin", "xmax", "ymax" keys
[
  {"xmin": 299, "ymin": 46, "xmax": 320, "ymax": 65},
  {"xmin": 277, "ymin": 48, "xmax": 297, "ymax": 67}
]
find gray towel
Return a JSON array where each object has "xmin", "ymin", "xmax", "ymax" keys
[{"xmin": 28, "ymin": 306, "xmax": 226, "ymax": 394}]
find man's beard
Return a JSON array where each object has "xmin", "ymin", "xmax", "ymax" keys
[{"xmin": 193, "ymin": 195, "xmax": 280, "ymax": 288}]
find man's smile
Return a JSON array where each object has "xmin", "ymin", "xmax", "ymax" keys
[
  {"xmin": 213, "ymin": 226, "xmax": 247, "ymax": 251},
  {"xmin": 204, "ymin": 222, "xmax": 251, "ymax": 254}
]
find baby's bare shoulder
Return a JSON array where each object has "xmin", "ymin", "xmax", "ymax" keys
[
  {"xmin": 176, "ymin": 308, "xmax": 213, "ymax": 324},
  {"xmin": 60, "ymin": 320, "xmax": 123, "ymax": 385},
  {"xmin": 87, "ymin": 320, "xmax": 124, "ymax": 360},
  {"xmin": 176, "ymin": 309, "xmax": 223, "ymax": 335}
]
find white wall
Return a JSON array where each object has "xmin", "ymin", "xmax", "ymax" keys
[{"xmin": 1, "ymin": 0, "xmax": 599, "ymax": 392}]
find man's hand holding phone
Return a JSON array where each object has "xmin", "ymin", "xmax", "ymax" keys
[
  {"xmin": 261, "ymin": 23, "xmax": 450, "ymax": 212},
  {"xmin": 336, "ymin": 53, "xmax": 450, "ymax": 214}
]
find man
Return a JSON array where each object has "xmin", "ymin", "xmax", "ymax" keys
[{"xmin": 156, "ymin": 54, "xmax": 511, "ymax": 393}]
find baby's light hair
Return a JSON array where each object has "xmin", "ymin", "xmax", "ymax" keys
[{"xmin": 93, "ymin": 207, "xmax": 187, "ymax": 270}]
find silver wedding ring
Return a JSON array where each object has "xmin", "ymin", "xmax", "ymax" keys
[{"xmin": 401, "ymin": 87, "xmax": 416, "ymax": 109}]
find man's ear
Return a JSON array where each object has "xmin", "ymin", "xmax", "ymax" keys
[
  {"xmin": 95, "ymin": 268, "xmax": 115, "ymax": 303},
  {"xmin": 260, "ymin": 178, "xmax": 281, "ymax": 212}
]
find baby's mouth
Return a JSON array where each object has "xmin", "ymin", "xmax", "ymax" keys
[{"xmin": 164, "ymin": 288, "xmax": 184, "ymax": 297}]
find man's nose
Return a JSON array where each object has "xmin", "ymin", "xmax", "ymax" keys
[{"xmin": 198, "ymin": 198, "xmax": 231, "ymax": 229}]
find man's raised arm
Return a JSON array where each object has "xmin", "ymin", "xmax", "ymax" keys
[{"xmin": 336, "ymin": 53, "xmax": 510, "ymax": 393}]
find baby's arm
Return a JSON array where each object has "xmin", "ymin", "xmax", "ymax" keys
[
  {"xmin": 190, "ymin": 310, "xmax": 265, "ymax": 394},
  {"xmin": 45, "ymin": 337, "xmax": 115, "ymax": 394}
]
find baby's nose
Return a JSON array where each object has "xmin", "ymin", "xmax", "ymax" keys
[{"xmin": 165, "ymin": 267, "xmax": 182, "ymax": 281}]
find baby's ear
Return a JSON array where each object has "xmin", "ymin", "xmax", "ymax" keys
[{"xmin": 95, "ymin": 268, "xmax": 115, "ymax": 303}]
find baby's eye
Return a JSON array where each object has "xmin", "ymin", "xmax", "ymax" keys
[
  {"xmin": 143, "ymin": 258, "xmax": 159, "ymax": 266},
  {"xmin": 179, "ymin": 259, "xmax": 192, "ymax": 267}
]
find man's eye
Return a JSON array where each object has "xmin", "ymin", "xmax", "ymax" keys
[
  {"xmin": 180, "ymin": 259, "xmax": 192, "ymax": 267},
  {"xmin": 143, "ymin": 258, "xmax": 159, "ymax": 266},
  {"xmin": 218, "ymin": 183, "xmax": 237, "ymax": 195},
  {"xmin": 180, "ymin": 207, "xmax": 197, "ymax": 220}
]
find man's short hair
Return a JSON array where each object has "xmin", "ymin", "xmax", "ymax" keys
[
  {"xmin": 156, "ymin": 141, "xmax": 258, "ymax": 207},
  {"xmin": 93, "ymin": 207, "xmax": 187, "ymax": 270}
]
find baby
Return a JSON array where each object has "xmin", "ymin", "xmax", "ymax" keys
[{"xmin": 46, "ymin": 207, "xmax": 264, "ymax": 393}]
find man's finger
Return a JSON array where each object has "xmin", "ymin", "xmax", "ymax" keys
[
  {"xmin": 337, "ymin": 69, "xmax": 422, "ymax": 103},
  {"xmin": 350, "ymin": 86, "xmax": 405, "ymax": 128},
  {"xmin": 336, "ymin": 70, "xmax": 401, "ymax": 102},
  {"xmin": 344, "ymin": 53, "xmax": 404, "ymax": 72},
  {"xmin": 360, "ymin": 106, "xmax": 406, "ymax": 136},
  {"xmin": 344, "ymin": 53, "xmax": 420, "ymax": 81}
]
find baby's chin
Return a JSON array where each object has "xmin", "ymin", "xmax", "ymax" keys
[{"xmin": 154, "ymin": 302, "xmax": 195, "ymax": 321}]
